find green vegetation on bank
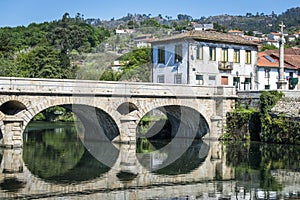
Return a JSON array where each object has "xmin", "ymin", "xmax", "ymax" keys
[{"xmin": 225, "ymin": 91, "xmax": 300, "ymax": 144}]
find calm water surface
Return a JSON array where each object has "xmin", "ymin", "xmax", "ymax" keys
[{"xmin": 0, "ymin": 122, "xmax": 299, "ymax": 199}]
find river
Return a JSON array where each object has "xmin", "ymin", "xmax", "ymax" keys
[{"xmin": 0, "ymin": 121, "xmax": 299, "ymax": 199}]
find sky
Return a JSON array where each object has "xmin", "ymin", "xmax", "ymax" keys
[{"xmin": 0, "ymin": 0, "xmax": 299, "ymax": 27}]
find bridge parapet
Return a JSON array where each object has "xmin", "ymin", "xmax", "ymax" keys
[{"xmin": 0, "ymin": 77, "xmax": 237, "ymax": 98}]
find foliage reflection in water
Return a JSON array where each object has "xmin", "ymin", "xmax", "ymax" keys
[
  {"xmin": 224, "ymin": 141, "xmax": 300, "ymax": 199},
  {"xmin": 23, "ymin": 121, "xmax": 111, "ymax": 184}
]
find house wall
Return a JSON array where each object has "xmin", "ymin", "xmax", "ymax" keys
[
  {"xmin": 152, "ymin": 39, "xmax": 257, "ymax": 90},
  {"xmin": 256, "ymin": 67, "xmax": 298, "ymax": 90},
  {"xmin": 152, "ymin": 41, "xmax": 189, "ymax": 84}
]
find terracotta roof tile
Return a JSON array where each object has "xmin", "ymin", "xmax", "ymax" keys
[
  {"xmin": 258, "ymin": 48, "xmax": 300, "ymax": 69},
  {"xmin": 150, "ymin": 30, "xmax": 258, "ymax": 46}
]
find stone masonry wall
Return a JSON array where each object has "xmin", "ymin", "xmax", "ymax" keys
[{"xmin": 271, "ymin": 97, "xmax": 300, "ymax": 118}]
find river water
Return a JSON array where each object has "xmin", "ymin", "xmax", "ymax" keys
[{"xmin": 0, "ymin": 121, "xmax": 299, "ymax": 199}]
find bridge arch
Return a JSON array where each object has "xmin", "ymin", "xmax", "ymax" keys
[
  {"xmin": 25, "ymin": 104, "xmax": 120, "ymax": 142},
  {"xmin": 129, "ymin": 98, "xmax": 212, "ymax": 139},
  {"xmin": 137, "ymin": 105, "xmax": 210, "ymax": 139},
  {"xmin": 0, "ymin": 96, "xmax": 123, "ymax": 145},
  {"xmin": 134, "ymin": 98, "xmax": 211, "ymax": 128},
  {"xmin": 0, "ymin": 96, "xmax": 120, "ymax": 139}
]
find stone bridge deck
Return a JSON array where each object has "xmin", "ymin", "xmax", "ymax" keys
[
  {"xmin": 0, "ymin": 77, "xmax": 236, "ymax": 97},
  {"xmin": 0, "ymin": 77, "xmax": 237, "ymax": 148}
]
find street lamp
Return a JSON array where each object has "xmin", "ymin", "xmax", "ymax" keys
[{"xmin": 234, "ymin": 71, "xmax": 239, "ymax": 90}]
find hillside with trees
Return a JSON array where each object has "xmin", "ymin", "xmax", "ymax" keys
[
  {"xmin": 1, "ymin": 7, "xmax": 300, "ymax": 82},
  {"xmin": 85, "ymin": 7, "xmax": 300, "ymax": 34},
  {"xmin": 198, "ymin": 7, "xmax": 300, "ymax": 34},
  {"xmin": 0, "ymin": 13, "xmax": 110, "ymax": 79}
]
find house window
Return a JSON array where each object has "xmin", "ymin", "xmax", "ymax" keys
[
  {"xmin": 174, "ymin": 74, "xmax": 182, "ymax": 84},
  {"xmin": 175, "ymin": 44, "xmax": 183, "ymax": 62},
  {"xmin": 234, "ymin": 49, "xmax": 240, "ymax": 63},
  {"xmin": 157, "ymin": 75, "xmax": 165, "ymax": 83},
  {"xmin": 196, "ymin": 74, "xmax": 203, "ymax": 81},
  {"xmin": 245, "ymin": 50, "xmax": 251, "ymax": 64},
  {"xmin": 209, "ymin": 75, "xmax": 216, "ymax": 80},
  {"xmin": 196, "ymin": 74, "xmax": 203, "ymax": 85},
  {"xmin": 209, "ymin": 47, "xmax": 216, "ymax": 61},
  {"xmin": 158, "ymin": 47, "xmax": 165, "ymax": 64},
  {"xmin": 208, "ymin": 75, "xmax": 216, "ymax": 85},
  {"xmin": 196, "ymin": 46, "xmax": 203, "ymax": 60},
  {"xmin": 221, "ymin": 48, "xmax": 228, "ymax": 62}
]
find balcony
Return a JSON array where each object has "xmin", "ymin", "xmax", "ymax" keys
[{"xmin": 218, "ymin": 61, "xmax": 233, "ymax": 71}]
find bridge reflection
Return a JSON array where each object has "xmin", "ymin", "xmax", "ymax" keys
[
  {"xmin": 0, "ymin": 136, "xmax": 236, "ymax": 199},
  {"xmin": 1, "ymin": 141, "xmax": 300, "ymax": 199}
]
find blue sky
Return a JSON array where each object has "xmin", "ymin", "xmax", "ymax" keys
[{"xmin": 0, "ymin": 0, "xmax": 299, "ymax": 27}]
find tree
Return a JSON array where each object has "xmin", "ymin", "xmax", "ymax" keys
[
  {"xmin": 177, "ymin": 14, "xmax": 193, "ymax": 21},
  {"xmin": 0, "ymin": 30, "xmax": 14, "ymax": 58},
  {"xmin": 14, "ymin": 45, "xmax": 76, "ymax": 79},
  {"xmin": 141, "ymin": 18, "xmax": 161, "ymax": 28},
  {"xmin": 260, "ymin": 44, "xmax": 278, "ymax": 51},
  {"xmin": 118, "ymin": 47, "xmax": 151, "ymax": 82},
  {"xmin": 245, "ymin": 30, "xmax": 254, "ymax": 36},
  {"xmin": 213, "ymin": 22, "xmax": 227, "ymax": 33}
]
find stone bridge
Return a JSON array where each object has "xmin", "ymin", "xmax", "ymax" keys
[{"xmin": 0, "ymin": 77, "xmax": 236, "ymax": 148}]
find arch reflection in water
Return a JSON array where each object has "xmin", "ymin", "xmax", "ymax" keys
[
  {"xmin": 137, "ymin": 138, "xmax": 210, "ymax": 175},
  {"xmin": 23, "ymin": 121, "xmax": 118, "ymax": 184},
  {"xmin": 0, "ymin": 177, "xmax": 26, "ymax": 193},
  {"xmin": 137, "ymin": 105, "xmax": 210, "ymax": 172}
]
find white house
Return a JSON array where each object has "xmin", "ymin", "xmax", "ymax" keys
[
  {"xmin": 192, "ymin": 22, "xmax": 214, "ymax": 31},
  {"xmin": 268, "ymin": 32, "xmax": 281, "ymax": 41},
  {"xmin": 150, "ymin": 30, "xmax": 258, "ymax": 90},
  {"xmin": 257, "ymin": 48, "xmax": 300, "ymax": 90},
  {"xmin": 228, "ymin": 30, "xmax": 244, "ymax": 37}
]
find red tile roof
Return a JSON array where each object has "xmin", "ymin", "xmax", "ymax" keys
[
  {"xmin": 150, "ymin": 30, "xmax": 258, "ymax": 46},
  {"xmin": 258, "ymin": 48, "xmax": 300, "ymax": 69}
]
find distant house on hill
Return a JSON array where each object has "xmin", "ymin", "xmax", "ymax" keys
[
  {"xmin": 134, "ymin": 34, "xmax": 153, "ymax": 48},
  {"xmin": 260, "ymin": 39, "xmax": 280, "ymax": 48},
  {"xmin": 191, "ymin": 22, "xmax": 214, "ymax": 31},
  {"xmin": 268, "ymin": 32, "xmax": 281, "ymax": 41},
  {"xmin": 228, "ymin": 30, "xmax": 244, "ymax": 37},
  {"xmin": 257, "ymin": 48, "xmax": 300, "ymax": 90},
  {"xmin": 115, "ymin": 29, "xmax": 136, "ymax": 34},
  {"xmin": 150, "ymin": 30, "xmax": 258, "ymax": 90}
]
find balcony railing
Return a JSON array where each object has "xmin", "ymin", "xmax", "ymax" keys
[{"xmin": 218, "ymin": 61, "xmax": 233, "ymax": 71}]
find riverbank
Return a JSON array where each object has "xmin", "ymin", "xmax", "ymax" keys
[{"xmin": 224, "ymin": 90, "xmax": 300, "ymax": 145}]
